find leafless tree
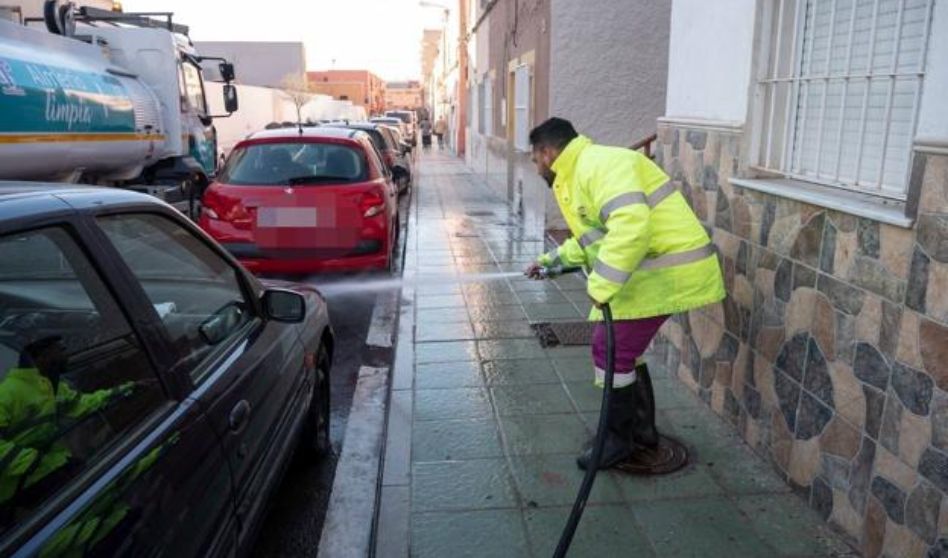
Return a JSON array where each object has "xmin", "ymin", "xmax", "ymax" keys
[{"xmin": 280, "ymin": 73, "xmax": 312, "ymax": 126}]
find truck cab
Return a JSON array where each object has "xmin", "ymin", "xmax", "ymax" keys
[{"xmin": 90, "ymin": 25, "xmax": 225, "ymax": 178}]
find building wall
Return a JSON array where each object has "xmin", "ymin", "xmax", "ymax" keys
[
  {"xmin": 549, "ymin": 0, "xmax": 671, "ymax": 147},
  {"xmin": 307, "ymin": 70, "xmax": 385, "ymax": 115},
  {"xmin": 194, "ymin": 41, "xmax": 306, "ymax": 89},
  {"xmin": 310, "ymin": 82, "xmax": 365, "ymax": 104},
  {"xmin": 652, "ymin": 2, "xmax": 948, "ymax": 556},
  {"xmin": 664, "ymin": 0, "xmax": 757, "ymax": 124},
  {"xmin": 917, "ymin": 0, "xmax": 948, "ymax": 140},
  {"xmin": 385, "ymin": 83, "xmax": 422, "ymax": 110},
  {"xmin": 483, "ymin": 0, "xmax": 550, "ymax": 240}
]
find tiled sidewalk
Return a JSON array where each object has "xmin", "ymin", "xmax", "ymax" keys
[{"xmin": 375, "ymin": 152, "xmax": 857, "ymax": 558}]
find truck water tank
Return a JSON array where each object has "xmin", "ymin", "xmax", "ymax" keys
[{"xmin": 0, "ymin": 19, "xmax": 163, "ymax": 182}]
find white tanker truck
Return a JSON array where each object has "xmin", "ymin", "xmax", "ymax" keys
[{"xmin": 0, "ymin": 1, "xmax": 239, "ymax": 217}]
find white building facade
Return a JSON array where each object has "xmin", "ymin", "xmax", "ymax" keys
[{"xmin": 464, "ymin": 0, "xmax": 672, "ymax": 240}]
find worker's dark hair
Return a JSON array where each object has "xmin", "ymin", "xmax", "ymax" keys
[{"xmin": 529, "ymin": 117, "xmax": 578, "ymax": 151}]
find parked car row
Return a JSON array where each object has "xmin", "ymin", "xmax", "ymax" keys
[
  {"xmin": 0, "ymin": 113, "xmax": 416, "ymax": 556},
  {"xmin": 200, "ymin": 126, "xmax": 404, "ymax": 275},
  {"xmin": 382, "ymin": 110, "xmax": 418, "ymax": 145}
]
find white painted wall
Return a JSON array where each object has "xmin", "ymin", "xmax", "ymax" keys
[
  {"xmin": 665, "ymin": 0, "xmax": 758, "ymax": 123},
  {"xmin": 550, "ymin": 0, "xmax": 671, "ymax": 146},
  {"xmin": 195, "ymin": 41, "xmax": 306, "ymax": 89},
  {"xmin": 916, "ymin": 0, "xmax": 948, "ymax": 141}
]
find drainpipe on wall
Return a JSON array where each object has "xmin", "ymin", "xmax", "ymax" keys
[{"xmin": 457, "ymin": 0, "xmax": 469, "ymax": 157}]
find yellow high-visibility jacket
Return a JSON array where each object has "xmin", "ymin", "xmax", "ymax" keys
[
  {"xmin": 538, "ymin": 135, "xmax": 725, "ymax": 321},
  {"xmin": 0, "ymin": 367, "xmax": 126, "ymax": 504}
]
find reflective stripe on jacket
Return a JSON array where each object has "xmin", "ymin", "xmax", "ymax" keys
[{"xmin": 538, "ymin": 135, "xmax": 725, "ymax": 321}]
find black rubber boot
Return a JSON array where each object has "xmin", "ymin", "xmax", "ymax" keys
[
  {"xmin": 576, "ymin": 386, "xmax": 636, "ymax": 470},
  {"xmin": 629, "ymin": 362, "xmax": 660, "ymax": 449}
]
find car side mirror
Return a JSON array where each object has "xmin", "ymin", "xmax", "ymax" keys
[
  {"xmin": 401, "ymin": 142, "xmax": 412, "ymax": 154},
  {"xmin": 223, "ymin": 84, "xmax": 239, "ymax": 114},
  {"xmin": 219, "ymin": 62, "xmax": 236, "ymax": 82},
  {"xmin": 263, "ymin": 289, "xmax": 305, "ymax": 323}
]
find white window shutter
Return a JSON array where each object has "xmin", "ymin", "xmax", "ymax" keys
[
  {"xmin": 759, "ymin": 0, "xmax": 933, "ymax": 198},
  {"xmin": 484, "ymin": 77, "xmax": 493, "ymax": 137},
  {"xmin": 514, "ymin": 65, "xmax": 531, "ymax": 152}
]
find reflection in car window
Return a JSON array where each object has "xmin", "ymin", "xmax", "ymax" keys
[
  {"xmin": 219, "ymin": 142, "xmax": 367, "ymax": 186},
  {"xmin": 98, "ymin": 214, "xmax": 253, "ymax": 381},
  {"xmin": 377, "ymin": 127, "xmax": 398, "ymax": 150},
  {"xmin": 0, "ymin": 227, "xmax": 166, "ymax": 537}
]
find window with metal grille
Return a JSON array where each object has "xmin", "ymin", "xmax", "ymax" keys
[
  {"xmin": 513, "ymin": 65, "xmax": 531, "ymax": 151},
  {"xmin": 755, "ymin": 0, "xmax": 934, "ymax": 198}
]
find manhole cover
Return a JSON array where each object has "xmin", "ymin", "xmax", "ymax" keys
[
  {"xmin": 531, "ymin": 321, "xmax": 595, "ymax": 347},
  {"xmin": 615, "ymin": 435, "xmax": 690, "ymax": 476}
]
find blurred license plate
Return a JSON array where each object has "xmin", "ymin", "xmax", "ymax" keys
[{"xmin": 257, "ymin": 207, "xmax": 317, "ymax": 227}]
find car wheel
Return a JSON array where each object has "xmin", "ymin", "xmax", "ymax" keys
[
  {"xmin": 302, "ymin": 345, "xmax": 331, "ymax": 458},
  {"xmin": 387, "ymin": 220, "xmax": 400, "ymax": 274}
]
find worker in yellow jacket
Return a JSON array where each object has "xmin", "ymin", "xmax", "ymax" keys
[{"xmin": 525, "ymin": 118, "xmax": 725, "ymax": 470}]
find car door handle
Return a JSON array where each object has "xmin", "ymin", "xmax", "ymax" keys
[{"xmin": 229, "ymin": 400, "xmax": 251, "ymax": 432}]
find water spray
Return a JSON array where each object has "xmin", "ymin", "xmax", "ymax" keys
[{"xmin": 310, "ymin": 270, "xmax": 524, "ymax": 296}]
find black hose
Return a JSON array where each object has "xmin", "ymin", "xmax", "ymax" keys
[{"xmin": 553, "ymin": 303, "xmax": 614, "ymax": 558}]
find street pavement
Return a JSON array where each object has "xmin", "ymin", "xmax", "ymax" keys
[
  {"xmin": 252, "ymin": 195, "xmax": 411, "ymax": 556},
  {"xmin": 375, "ymin": 151, "xmax": 858, "ymax": 557}
]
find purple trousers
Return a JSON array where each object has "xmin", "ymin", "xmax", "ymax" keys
[{"xmin": 591, "ymin": 316, "xmax": 669, "ymax": 386}]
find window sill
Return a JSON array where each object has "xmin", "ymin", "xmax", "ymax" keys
[{"xmin": 729, "ymin": 177, "xmax": 915, "ymax": 228}]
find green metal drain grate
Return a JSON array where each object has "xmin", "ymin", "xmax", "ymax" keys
[{"xmin": 531, "ymin": 321, "xmax": 595, "ymax": 347}]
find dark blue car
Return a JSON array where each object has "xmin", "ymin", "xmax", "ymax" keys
[{"xmin": 0, "ymin": 184, "xmax": 333, "ymax": 557}]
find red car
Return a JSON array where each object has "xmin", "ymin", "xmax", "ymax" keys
[{"xmin": 200, "ymin": 127, "xmax": 399, "ymax": 274}]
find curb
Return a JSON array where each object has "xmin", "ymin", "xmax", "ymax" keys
[{"xmin": 317, "ymin": 288, "xmax": 400, "ymax": 558}]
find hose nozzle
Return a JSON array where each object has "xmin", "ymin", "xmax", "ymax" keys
[{"xmin": 537, "ymin": 265, "xmax": 583, "ymax": 279}]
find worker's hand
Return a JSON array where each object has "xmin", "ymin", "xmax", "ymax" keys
[{"xmin": 524, "ymin": 263, "xmax": 544, "ymax": 280}]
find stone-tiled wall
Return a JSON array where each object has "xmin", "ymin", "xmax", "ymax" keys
[{"xmin": 650, "ymin": 123, "xmax": 948, "ymax": 557}]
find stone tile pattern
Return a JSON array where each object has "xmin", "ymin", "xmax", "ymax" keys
[
  {"xmin": 393, "ymin": 153, "xmax": 855, "ymax": 558},
  {"xmin": 652, "ymin": 124, "xmax": 948, "ymax": 557}
]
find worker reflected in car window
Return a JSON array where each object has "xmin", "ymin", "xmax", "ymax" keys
[
  {"xmin": 0, "ymin": 337, "xmax": 134, "ymax": 531},
  {"xmin": 37, "ymin": 431, "xmax": 181, "ymax": 558}
]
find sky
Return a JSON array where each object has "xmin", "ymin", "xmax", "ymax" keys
[{"xmin": 121, "ymin": 0, "xmax": 448, "ymax": 81}]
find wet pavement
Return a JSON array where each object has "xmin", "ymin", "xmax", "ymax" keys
[
  {"xmin": 375, "ymin": 151, "xmax": 857, "ymax": 557},
  {"xmin": 252, "ymin": 195, "xmax": 411, "ymax": 556}
]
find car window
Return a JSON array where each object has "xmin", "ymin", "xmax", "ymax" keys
[
  {"xmin": 97, "ymin": 214, "xmax": 253, "ymax": 382},
  {"xmin": 359, "ymin": 129, "xmax": 385, "ymax": 153},
  {"xmin": 219, "ymin": 142, "xmax": 367, "ymax": 185},
  {"xmin": 379, "ymin": 128, "xmax": 398, "ymax": 150},
  {"xmin": 386, "ymin": 112, "xmax": 412, "ymax": 124},
  {"xmin": 371, "ymin": 119, "xmax": 401, "ymax": 128},
  {"xmin": 0, "ymin": 227, "xmax": 167, "ymax": 537},
  {"xmin": 364, "ymin": 139, "xmax": 386, "ymax": 176}
]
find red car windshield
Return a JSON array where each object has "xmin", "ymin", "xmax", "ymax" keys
[{"xmin": 220, "ymin": 142, "xmax": 367, "ymax": 186}]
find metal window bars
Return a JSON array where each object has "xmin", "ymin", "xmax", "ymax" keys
[{"xmin": 756, "ymin": 0, "xmax": 934, "ymax": 199}]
